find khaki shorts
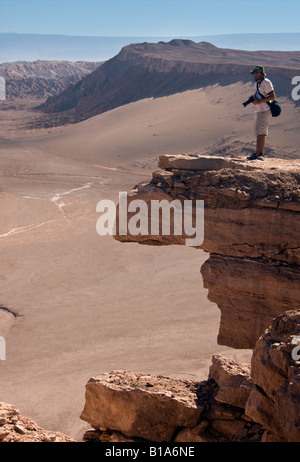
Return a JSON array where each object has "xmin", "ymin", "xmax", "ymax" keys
[{"xmin": 254, "ymin": 110, "xmax": 271, "ymax": 136}]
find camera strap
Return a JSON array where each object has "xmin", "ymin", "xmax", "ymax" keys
[{"xmin": 256, "ymin": 81, "xmax": 271, "ymax": 107}]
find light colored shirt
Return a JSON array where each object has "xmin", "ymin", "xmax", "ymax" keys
[{"xmin": 253, "ymin": 77, "xmax": 274, "ymax": 113}]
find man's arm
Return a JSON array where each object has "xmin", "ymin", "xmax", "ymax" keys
[{"xmin": 253, "ymin": 90, "xmax": 276, "ymax": 105}]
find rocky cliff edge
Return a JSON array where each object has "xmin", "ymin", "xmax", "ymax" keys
[
  {"xmin": 115, "ymin": 155, "xmax": 300, "ymax": 349},
  {"xmin": 79, "ymin": 155, "xmax": 300, "ymax": 443}
]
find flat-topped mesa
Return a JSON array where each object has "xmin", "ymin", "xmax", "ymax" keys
[
  {"xmin": 114, "ymin": 155, "xmax": 300, "ymax": 348},
  {"xmin": 39, "ymin": 41, "xmax": 299, "ymax": 125}
]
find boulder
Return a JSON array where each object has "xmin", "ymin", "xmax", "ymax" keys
[
  {"xmin": 208, "ymin": 355, "xmax": 253, "ymax": 408},
  {"xmin": 80, "ymin": 371, "xmax": 205, "ymax": 442}
]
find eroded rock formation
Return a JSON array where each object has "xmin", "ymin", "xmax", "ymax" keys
[
  {"xmin": 246, "ymin": 310, "xmax": 300, "ymax": 442},
  {"xmin": 115, "ymin": 155, "xmax": 300, "ymax": 348},
  {"xmin": 80, "ymin": 372, "xmax": 207, "ymax": 442},
  {"xmin": 78, "ymin": 155, "xmax": 300, "ymax": 443}
]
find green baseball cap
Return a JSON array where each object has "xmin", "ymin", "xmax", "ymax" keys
[{"xmin": 250, "ymin": 65, "xmax": 266, "ymax": 76}]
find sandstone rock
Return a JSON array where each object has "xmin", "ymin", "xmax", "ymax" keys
[
  {"xmin": 115, "ymin": 156, "xmax": 300, "ymax": 262},
  {"xmin": 80, "ymin": 371, "xmax": 205, "ymax": 442},
  {"xmin": 208, "ymin": 355, "xmax": 252, "ymax": 408},
  {"xmin": 83, "ymin": 429, "xmax": 102, "ymax": 441},
  {"xmin": 245, "ymin": 310, "xmax": 300, "ymax": 442},
  {"xmin": 245, "ymin": 386, "xmax": 281, "ymax": 435},
  {"xmin": 277, "ymin": 363, "xmax": 300, "ymax": 442},
  {"xmin": 14, "ymin": 424, "xmax": 26, "ymax": 435},
  {"xmin": 210, "ymin": 417, "xmax": 249, "ymax": 440},
  {"xmin": 81, "ymin": 370, "xmax": 264, "ymax": 442},
  {"xmin": 201, "ymin": 255, "xmax": 300, "ymax": 349},
  {"xmin": 83, "ymin": 427, "xmax": 145, "ymax": 443},
  {"xmin": 98, "ymin": 431, "xmax": 113, "ymax": 442},
  {"xmin": 0, "ymin": 431, "xmax": 10, "ymax": 441},
  {"xmin": 0, "ymin": 402, "xmax": 74, "ymax": 442},
  {"xmin": 158, "ymin": 154, "xmax": 256, "ymax": 172},
  {"xmin": 174, "ymin": 421, "xmax": 209, "ymax": 442},
  {"xmin": 43, "ymin": 434, "xmax": 58, "ymax": 442},
  {"xmin": 204, "ymin": 400, "xmax": 263, "ymax": 442},
  {"xmin": 205, "ymin": 401, "xmax": 243, "ymax": 421},
  {"xmin": 250, "ymin": 310, "xmax": 300, "ymax": 399},
  {"xmin": 108, "ymin": 431, "xmax": 140, "ymax": 442}
]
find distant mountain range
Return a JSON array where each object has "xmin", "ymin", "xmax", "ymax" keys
[
  {"xmin": 39, "ymin": 40, "xmax": 300, "ymax": 126},
  {"xmin": 1, "ymin": 32, "xmax": 300, "ymax": 63}
]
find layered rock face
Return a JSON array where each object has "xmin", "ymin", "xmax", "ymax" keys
[
  {"xmin": 246, "ymin": 310, "xmax": 300, "ymax": 442},
  {"xmin": 115, "ymin": 155, "xmax": 300, "ymax": 348}
]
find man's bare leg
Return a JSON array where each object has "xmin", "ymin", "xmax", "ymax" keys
[{"xmin": 256, "ymin": 134, "xmax": 266, "ymax": 156}]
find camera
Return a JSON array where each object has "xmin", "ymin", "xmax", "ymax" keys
[{"xmin": 243, "ymin": 95, "xmax": 255, "ymax": 107}]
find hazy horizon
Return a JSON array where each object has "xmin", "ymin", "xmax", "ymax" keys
[
  {"xmin": 1, "ymin": 32, "xmax": 300, "ymax": 63},
  {"xmin": 1, "ymin": 0, "xmax": 299, "ymax": 62}
]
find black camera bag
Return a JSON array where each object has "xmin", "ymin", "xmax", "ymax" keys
[{"xmin": 257, "ymin": 82, "xmax": 281, "ymax": 117}]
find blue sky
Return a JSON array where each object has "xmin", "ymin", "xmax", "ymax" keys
[{"xmin": 0, "ymin": 0, "xmax": 299, "ymax": 36}]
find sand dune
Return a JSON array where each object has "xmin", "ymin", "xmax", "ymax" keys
[
  {"xmin": 8, "ymin": 82, "xmax": 300, "ymax": 164},
  {"xmin": 0, "ymin": 83, "xmax": 299, "ymax": 439}
]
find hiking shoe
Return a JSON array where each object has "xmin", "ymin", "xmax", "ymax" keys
[
  {"xmin": 247, "ymin": 153, "xmax": 265, "ymax": 161},
  {"xmin": 247, "ymin": 153, "xmax": 258, "ymax": 160},
  {"xmin": 256, "ymin": 153, "xmax": 265, "ymax": 161}
]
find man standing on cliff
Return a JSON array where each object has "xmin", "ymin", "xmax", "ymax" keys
[{"xmin": 247, "ymin": 65, "xmax": 276, "ymax": 161}]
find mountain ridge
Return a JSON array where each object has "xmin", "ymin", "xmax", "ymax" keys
[
  {"xmin": 0, "ymin": 60, "xmax": 101, "ymax": 99},
  {"xmin": 38, "ymin": 40, "xmax": 300, "ymax": 125}
]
